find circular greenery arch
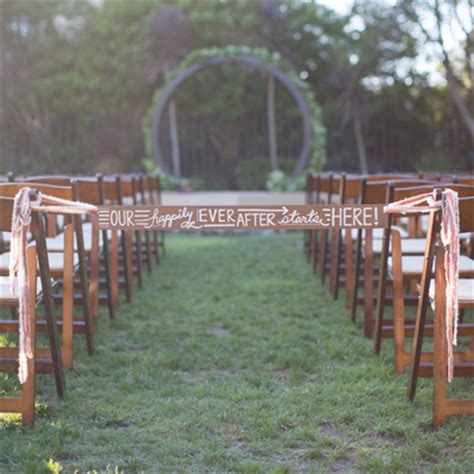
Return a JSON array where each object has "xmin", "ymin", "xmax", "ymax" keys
[{"xmin": 143, "ymin": 46, "xmax": 326, "ymax": 179}]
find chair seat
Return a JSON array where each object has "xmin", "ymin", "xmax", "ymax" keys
[
  {"xmin": 388, "ymin": 255, "xmax": 474, "ymax": 277},
  {"xmin": 122, "ymin": 197, "xmax": 134, "ymax": 205},
  {"xmin": 0, "ymin": 231, "xmax": 33, "ymax": 243},
  {"xmin": 0, "ymin": 251, "xmax": 78, "ymax": 274},
  {"xmin": 372, "ymin": 238, "xmax": 426, "ymax": 255},
  {"xmin": 46, "ymin": 229, "xmax": 103, "ymax": 252},
  {"xmin": 82, "ymin": 223, "xmax": 111, "ymax": 240},
  {"xmin": 0, "ymin": 276, "xmax": 43, "ymax": 303},
  {"xmin": 343, "ymin": 226, "xmax": 408, "ymax": 240},
  {"xmin": 429, "ymin": 279, "xmax": 474, "ymax": 307}
]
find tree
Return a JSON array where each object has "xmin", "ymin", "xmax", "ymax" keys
[{"xmin": 399, "ymin": 0, "xmax": 474, "ymax": 140}]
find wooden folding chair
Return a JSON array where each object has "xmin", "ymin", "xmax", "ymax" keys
[
  {"xmin": 18, "ymin": 177, "xmax": 96, "ymax": 355},
  {"xmin": 0, "ymin": 183, "xmax": 82, "ymax": 370},
  {"xmin": 373, "ymin": 180, "xmax": 462, "ymax": 351},
  {"xmin": 329, "ymin": 174, "xmax": 374, "ymax": 302},
  {"xmin": 103, "ymin": 175, "xmax": 133, "ymax": 303},
  {"xmin": 401, "ymin": 195, "xmax": 474, "ymax": 425},
  {"xmin": 351, "ymin": 179, "xmax": 432, "ymax": 337},
  {"xmin": 382, "ymin": 184, "xmax": 474, "ymax": 373},
  {"xmin": 116, "ymin": 175, "xmax": 143, "ymax": 289},
  {"xmin": 0, "ymin": 194, "xmax": 66, "ymax": 399},
  {"xmin": 0, "ymin": 197, "xmax": 38, "ymax": 424},
  {"xmin": 342, "ymin": 175, "xmax": 419, "ymax": 315},
  {"xmin": 431, "ymin": 247, "xmax": 474, "ymax": 425},
  {"xmin": 72, "ymin": 175, "xmax": 119, "ymax": 320},
  {"xmin": 405, "ymin": 195, "xmax": 474, "ymax": 408}
]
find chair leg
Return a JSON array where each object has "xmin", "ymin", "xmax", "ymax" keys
[
  {"xmin": 319, "ymin": 230, "xmax": 327, "ymax": 284},
  {"xmin": 62, "ymin": 224, "xmax": 74, "ymax": 369},
  {"xmin": 331, "ymin": 229, "xmax": 342, "ymax": 300},
  {"xmin": 391, "ymin": 232, "xmax": 405, "ymax": 374},
  {"xmin": 22, "ymin": 245, "xmax": 37, "ymax": 425},
  {"xmin": 153, "ymin": 229, "xmax": 160, "ymax": 264},
  {"xmin": 134, "ymin": 230, "xmax": 143, "ymax": 289},
  {"xmin": 311, "ymin": 230, "xmax": 318, "ymax": 274},
  {"xmin": 344, "ymin": 230, "xmax": 353, "ymax": 309},
  {"xmin": 21, "ymin": 353, "xmax": 36, "ymax": 425},
  {"xmin": 102, "ymin": 230, "xmax": 115, "ymax": 320},
  {"xmin": 144, "ymin": 230, "xmax": 153, "ymax": 273},
  {"xmin": 111, "ymin": 229, "xmax": 119, "ymax": 309},
  {"xmin": 304, "ymin": 230, "xmax": 310, "ymax": 260},
  {"xmin": 407, "ymin": 212, "xmax": 439, "ymax": 400},
  {"xmin": 363, "ymin": 231, "xmax": 374, "ymax": 338},
  {"xmin": 350, "ymin": 230, "xmax": 362, "ymax": 322},
  {"xmin": 433, "ymin": 249, "xmax": 447, "ymax": 426},
  {"xmin": 373, "ymin": 228, "xmax": 391, "ymax": 354},
  {"xmin": 159, "ymin": 231, "xmax": 165, "ymax": 254},
  {"xmin": 74, "ymin": 215, "xmax": 95, "ymax": 356},
  {"xmin": 121, "ymin": 230, "xmax": 133, "ymax": 302},
  {"xmin": 32, "ymin": 213, "xmax": 65, "ymax": 397}
]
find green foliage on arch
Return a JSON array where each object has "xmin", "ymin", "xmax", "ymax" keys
[{"xmin": 143, "ymin": 46, "xmax": 326, "ymax": 187}]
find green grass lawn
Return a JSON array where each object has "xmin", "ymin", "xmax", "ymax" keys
[{"xmin": 1, "ymin": 233, "xmax": 473, "ymax": 473}]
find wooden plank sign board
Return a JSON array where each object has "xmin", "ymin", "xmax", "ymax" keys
[{"xmin": 98, "ymin": 205, "xmax": 387, "ymax": 231}]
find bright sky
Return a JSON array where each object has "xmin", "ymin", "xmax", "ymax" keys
[
  {"xmin": 317, "ymin": 0, "xmax": 353, "ymax": 15},
  {"xmin": 317, "ymin": 0, "xmax": 462, "ymax": 86},
  {"xmin": 88, "ymin": 0, "xmax": 466, "ymax": 86}
]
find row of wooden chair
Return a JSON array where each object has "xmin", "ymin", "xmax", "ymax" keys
[
  {"xmin": 304, "ymin": 171, "xmax": 474, "ymax": 426},
  {"xmin": 0, "ymin": 172, "xmax": 163, "ymax": 424}
]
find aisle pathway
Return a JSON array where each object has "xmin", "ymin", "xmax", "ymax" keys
[{"xmin": 1, "ymin": 234, "xmax": 472, "ymax": 472}]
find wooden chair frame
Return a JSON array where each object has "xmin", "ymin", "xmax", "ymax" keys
[
  {"xmin": 18, "ymin": 177, "xmax": 96, "ymax": 356},
  {"xmin": 0, "ymin": 242, "xmax": 37, "ymax": 424},
  {"xmin": 406, "ymin": 196, "xmax": 474, "ymax": 408},
  {"xmin": 382, "ymin": 185, "xmax": 474, "ymax": 373}
]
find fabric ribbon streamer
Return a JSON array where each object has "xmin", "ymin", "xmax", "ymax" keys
[
  {"xmin": 9, "ymin": 187, "xmax": 97, "ymax": 384},
  {"xmin": 384, "ymin": 189, "xmax": 459, "ymax": 382}
]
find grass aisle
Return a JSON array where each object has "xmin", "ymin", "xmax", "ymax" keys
[{"xmin": 1, "ymin": 234, "xmax": 473, "ymax": 473}]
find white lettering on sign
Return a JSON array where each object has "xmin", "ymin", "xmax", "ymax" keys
[
  {"xmin": 109, "ymin": 209, "xmax": 134, "ymax": 227},
  {"xmin": 98, "ymin": 205, "xmax": 385, "ymax": 230}
]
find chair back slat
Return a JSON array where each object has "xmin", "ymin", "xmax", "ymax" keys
[
  {"xmin": 22, "ymin": 176, "xmax": 73, "ymax": 187},
  {"xmin": 455, "ymin": 175, "xmax": 474, "ymax": 186},
  {"xmin": 363, "ymin": 180, "xmax": 434, "ymax": 204},
  {"xmin": 459, "ymin": 196, "xmax": 474, "ymax": 233},
  {"xmin": 305, "ymin": 173, "xmax": 318, "ymax": 192},
  {"xmin": 393, "ymin": 184, "xmax": 474, "ymax": 201},
  {"xmin": 72, "ymin": 178, "xmax": 101, "ymax": 205},
  {"xmin": 102, "ymin": 177, "xmax": 120, "ymax": 202},
  {"xmin": 0, "ymin": 182, "xmax": 73, "ymax": 200},
  {"xmin": 119, "ymin": 176, "xmax": 135, "ymax": 197},
  {"xmin": 0, "ymin": 198, "xmax": 14, "ymax": 232}
]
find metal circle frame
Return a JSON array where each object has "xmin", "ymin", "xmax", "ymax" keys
[{"xmin": 152, "ymin": 55, "xmax": 313, "ymax": 177}]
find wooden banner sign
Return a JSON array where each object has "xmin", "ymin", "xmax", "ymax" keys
[{"xmin": 97, "ymin": 205, "xmax": 387, "ymax": 231}]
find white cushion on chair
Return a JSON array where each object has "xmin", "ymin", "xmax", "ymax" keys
[
  {"xmin": 0, "ymin": 232, "xmax": 33, "ymax": 242},
  {"xmin": 343, "ymin": 226, "xmax": 408, "ymax": 240},
  {"xmin": 82, "ymin": 222, "xmax": 111, "ymax": 240},
  {"xmin": 0, "ymin": 251, "xmax": 78, "ymax": 273},
  {"xmin": 372, "ymin": 238, "xmax": 427, "ymax": 255},
  {"xmin": 429, "ymin": 278, "xmax": 474, "ymax": 306},
  {"xmin": 46, "ymin": 228, "xmax": 103, "ymax": 252},
  {"xmin": 0, "ymin": 276, "xmax": 43, "ymax": 301},
  {"xmin": 388, "ymin": 255, "xmax": 474, "ymax": 276},
  {"xmin": 121, "ymin": 197, "xmax": 134, "ymax": 205}
]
